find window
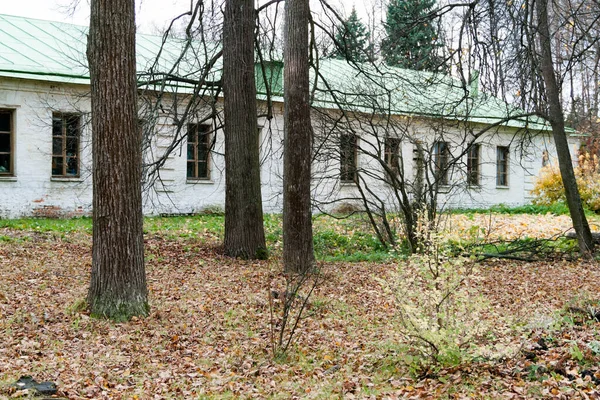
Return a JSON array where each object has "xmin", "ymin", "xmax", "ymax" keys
[
  {"xmin": 187, "ymin": 124, "xmax": 211, "ymax": 180},
  {"xmin": 384, "ymin": 137, "xmax": 401, "ymax": 177},
  {"xmin": 340, "ymin": 133, "xmax": 357, "ymax": 182},
  {"xmin": 433, "ymin": 141, "xmax": 450, "ymax": 185},
  {"xmin": 52, "ymin": 113, "xmax": 80, "ymax": 177},
  {"xmin": 496, "ymin": 146, "xmax": 509, "ymax": 186},
  {"xmin": 0, "ymin": 110, "xmax": 13, "ymax": 175},
  {"xmin": 413, "ymin": 141, "xmax": 425, "ymax": 195},
  {"xmin": 542, "ymin": 150, "xmax": 549, "ymax": 167},
  {"xmin": 467, "ymin": 144, "xmax": 480, "ymax": 186}
]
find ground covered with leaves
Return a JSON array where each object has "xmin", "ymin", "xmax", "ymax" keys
[{"xmin": 1, "ymin": 213, "xmax": 600, "ymax": 399}]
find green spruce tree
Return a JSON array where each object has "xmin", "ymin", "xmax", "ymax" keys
[
  {"xmin": 382, "ymin": 0, "xmax": 444, "ymax": 71},
  {"xmin": 332, "ymin": 7, "xmax": 371, "ymax": 63}
]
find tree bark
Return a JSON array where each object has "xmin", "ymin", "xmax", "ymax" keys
[
  {"xmin": 223, "ymin": 0, "xmax": 267, "ymax": 259},
  {"xmin": 87, "ymin": 0, "xmax": 149, "ymax": 320},
  {"xmin": 283, "ymin": 0, "xmax": 316, "ymax": 273},
  {"xmin": 536, "ymin": 0, "xmax": 595, "ymax": 255}
]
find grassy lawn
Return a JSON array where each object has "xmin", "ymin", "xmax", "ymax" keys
[{"xmin": 1, "ymin": 210, "xmax": 600, "ymax": 398}]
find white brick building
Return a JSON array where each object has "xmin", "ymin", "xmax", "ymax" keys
[{"xmin": 0, "ymin": 14, "xmax": 580, "ymax": 218}]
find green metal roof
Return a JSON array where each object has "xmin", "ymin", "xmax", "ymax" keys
[
  {"xmin": 310, "ymin": 59, "xmax": 552, "ymax": 130},
  {"xmin": 0, "ymin": 14, "xmax": 88, "ymax": 83},
  {"xmin": 0, "ymin": 13, "xmax": 202, "ymax": 85},
  {"xmin": 0, "ymin": 13, "xmax": 554, "ymax": 132}
]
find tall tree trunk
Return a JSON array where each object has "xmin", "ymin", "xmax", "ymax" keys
[
  {"xmin": 223, "ymin": 0, "xmax": 267, "ymax": 259},
  {"xmin": 536, "ymin": 0, "xmax": 595, "ymax": 255},
  {"xmin": 87, "ymin": 0, "xmax": 148, "ymax": 320},
  {"xmin": 283, "ymin": 0, "xmax": 315, "ymax": 273}
]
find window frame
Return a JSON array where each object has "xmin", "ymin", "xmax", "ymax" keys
[
  {"xmin": 433, "ymin": 141, "xmax": 450, "ymax": 186},
  {"xmin": 186, "ymin": 123, "xmax": 211, "ymax": 181},
  {"xmin": 339, "ymin": 133, "xmax": 358, "ymax": 183},
  {"xmin": 466, "ymin": 143, "xmax": 480, "ymax": 186},
  {"xmin": 0, "ymin": 109, "xmax": 14, "ymax": 176},
  {"xmin": 496, "ymin": 146, "xmax": 510, "ymax": 187},
  {"xmin": 51, "ymin": 113, "xmax": 81, "ymax": 178}
]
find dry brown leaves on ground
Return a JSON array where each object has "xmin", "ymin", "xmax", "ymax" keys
[{"xmin": 1, "ymin": 215, "xmax": 600, "ymax": 399}]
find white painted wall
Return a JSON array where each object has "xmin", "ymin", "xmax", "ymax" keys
[{"xmin": 0, "ymin": 77, "xmax": 579, "ymax": 218}]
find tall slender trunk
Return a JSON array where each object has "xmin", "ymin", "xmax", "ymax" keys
[
  {"xmin": 223, "ymin": 0, "xmax": 267, "ymax": 259},
  {"xmin": 283, "ymin": 0, "xmax": 315, "ymax": 273},
  {"xmin": 536, "ymin": 0, "xmax": 594, "ymax": 255},
  {"xmin": 87, "ymin": 0, "xmax": 148, "ymax": 320}
]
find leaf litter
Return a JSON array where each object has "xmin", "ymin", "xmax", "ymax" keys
[{"xmin": 0, "ymin": 214, "xmax": 599, "ymax": 398}]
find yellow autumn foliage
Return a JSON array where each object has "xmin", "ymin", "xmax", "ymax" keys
[{"xmin": 532, "ymin": 152, "xmax": 600, "ymax": 211}]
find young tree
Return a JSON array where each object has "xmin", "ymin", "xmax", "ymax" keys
[
  {"xmin": 382, "ymin": 0, "xmax": 445, "ymax": 71},
  {"xmin": 223, "ymin": 0, "xmax": 267, "ymax": 259},
  {"xmin": 283, "ymin": 0, "xmax": 315, "ymax": 273},
  {"xmin": 332, "ymin": 7, "xmax": 371, "ymax": 63},
  {"xmin": 87, "ymin": 0, "xmax": 148, "ymax": 320}
]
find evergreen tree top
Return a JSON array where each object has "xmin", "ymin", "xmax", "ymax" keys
[
  {"xmin": 331, "ymin": 6, "xmax": 371, "ymax": 63},
  {"xmin": 382, "ymin": 0, "xmax": 445, "ymax": 72}
]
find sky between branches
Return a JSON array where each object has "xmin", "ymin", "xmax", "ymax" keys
[{"xmin": 4, "ymin": 0, "xmax": 377, "ymax": 35}]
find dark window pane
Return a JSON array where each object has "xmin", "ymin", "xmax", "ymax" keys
[
  {"xmin": 434, "ymin": 141, "xmax": 449, "ymax": 185},
  {"xmin": 52, "ymin": 137, "xmax": 63, "ymax": 155},
  {"xmin": 0, "ymin": 133, "xmax": 10, "ymax": 153},
  {"xmin": 52, "ymin": 117, "xmax": 62, "ymax": 136},
  {"xmin": 66, "ymin": 137, "xmax": 78, "ymax": 156},
  {"xmin": 385, "ymin": 138, "xmax": 401, "ymax": 176},
  {"xmin": 187, "ymin": 162, "xmax": 195, "ymax": 178},
  {"xmin": 0, "ymin": 112, "xmax": 10, "ymax": 132},
  {"xmin": 467, "ymin": 144, "xmax": 479, "ymax": 185},
  {"xmin": 200, "ymin": 131, "xmax": 210, "ymax": 144},
  {"xmin": 66, "ymin": 116, "xmax": 79, "ymax": 136},
  {"xmin": 340, "ymin": 134, "xmax": 357, "ymax": 182},
  {"xmin": 188, "ymin": 125, "xmax": 197, "ymax": 143},
  {"xmin": 199, "ymin": 124, "xmax": 210, "ymax": 134},
  {"xmin": 0, "ymin": 154, "xmax": 10, "ymax": 173},
  {"xmin": 66, "ymin": 157, "xmax": 78, "ymax": 175},
  {"xmin": 197, "ymin": 161, "xmax": 207, "ymax": 178},
  {"xmin": 187, "ymin": 144, "xmax": 194, "ymax": 160},
  {"xmin": 198, "ymin": 142, "xmax": 208, "ymax": 162},
  {"xmin": 496, "ymin": 147, "xmax": 509, "ymax": 186},
  {"xmin": 52, "ymin": 157, "xmax": 63, "ymax": 176}
]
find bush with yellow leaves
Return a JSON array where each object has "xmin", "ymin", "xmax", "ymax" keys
[
  {"xmin": 531, "ymin": 152, "xmax": 600, "ymax": 212},
  {"xmin": 384, "ymin": 219, "xmax": 494, "ymax": 375}
]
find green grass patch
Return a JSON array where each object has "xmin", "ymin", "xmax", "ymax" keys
[
  {"xmin": 144, "ymin": 214, "xmax": 225, "ymax": 238},
  {"xmin": 0, "ymin": 217, "xmax": 92, "ymax": 232},
  {"xmin": 449, "ymin": 202, "xmax": 573, "ymax": 216},
  {"xmin": 313, "ymin": 229, "xmax": 393, "ymax": 261},
  {"xmin": 0, "ymin": 213, "xmax": 401, "ymax": 262}
]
